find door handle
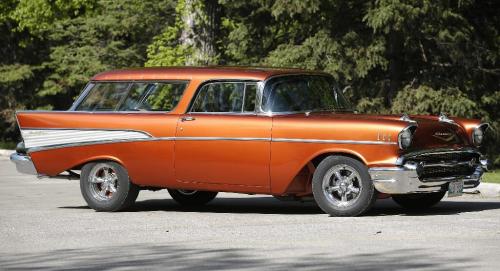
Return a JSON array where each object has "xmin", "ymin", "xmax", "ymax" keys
[{"xmin": 181, "ymin": 116, "xmax": 196, "ymax": 122}]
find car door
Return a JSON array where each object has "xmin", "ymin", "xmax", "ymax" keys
[{"xmin": 174, "ymin": 81, "xmax": 271, "ymax": 192}]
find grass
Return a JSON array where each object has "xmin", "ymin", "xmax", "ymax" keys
[
  {"xmin": 483, "ymin": 170, "xmax": 500, "ymax": 184},
  {"xmin": 0, "ymin": 141, "xmax": 16, "ymax": 150}
]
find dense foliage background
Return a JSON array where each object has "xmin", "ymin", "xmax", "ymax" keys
[{"xmin": 1, "ymin": 0, "xmax": 499, "ymax": 165}]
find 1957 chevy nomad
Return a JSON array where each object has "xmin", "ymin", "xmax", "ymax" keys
[{"xmin": 10, "ymin": 67, "xmax": 489, "ymax": 216}]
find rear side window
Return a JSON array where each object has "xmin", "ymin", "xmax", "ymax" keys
[
  {"xmin": 75, "ymin": 81, "xmax": 187, "ymax": 112},
  {"xmin": 190, "ymin": 82, "xmax": 257, "ymax": 113}
]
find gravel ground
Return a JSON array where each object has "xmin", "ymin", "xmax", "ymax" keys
[{"xmin": 1, "ymin": 157, "xmax": 500, "ymax": 270}]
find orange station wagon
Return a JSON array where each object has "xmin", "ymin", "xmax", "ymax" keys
[{"xmin": 10, "ymin": 67, "xmax": 490, "ymax": 216}]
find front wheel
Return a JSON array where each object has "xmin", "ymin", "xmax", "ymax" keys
[
  {"xmin": 312, "ymin": 156, "xmax": 377, "ymax": 217},
  {"xmin": 392, "ymin": 192, "xmax": 446, "ymax": 210},
  {"xmin": 167, "ymin": 189, "xmax": 218, "ymax": 206},
  {"xmin": 80, "ymin": 161, "xmax": 140, "ymax": 212}
]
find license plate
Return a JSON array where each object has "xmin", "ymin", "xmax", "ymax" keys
[{"xmin": 448, "ymin": 181, "xmax": 464, "ymax": 197}]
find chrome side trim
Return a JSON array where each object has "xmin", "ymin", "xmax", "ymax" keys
[
  {"xmin": 10, "ymin": 153, "xmax": 37, "ymax": 175},
  {"xmin": 272, "ymin": 138, "xmax": 397, "ymax": 145},
  {"xmin": 176, "ymin": 137, "xmax": 270, "ymax": 142},
  {"xmin": 26, "ymin": 137, "xmax": 176, "ymax": 153},
  {"xmin": 21, "ymin": 127, "xmax": 154, "ymax": 137},
  {"xmin": 21, "ymin": 128, "xmax": 152, "ymax": 149},
  {"xmin": 21, "ymin": 127, "xmax": 400, "ymax": 153}
]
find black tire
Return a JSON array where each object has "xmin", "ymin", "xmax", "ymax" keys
[
  {"xmin": 167, "ymin": 189, "xmax": 218, "ymax": 206},
  {"xmin": 392, "ymin": 192, "xmax": 446, "ymax": 210},
  {"xmin": 80, "ymin": 161, "xmax": 139, "ymax": 212},
  {"xmin": 312, "ymin": 156, "xmax": 377, "ymax": 217}
]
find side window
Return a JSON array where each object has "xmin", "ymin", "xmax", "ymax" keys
[
  {"xmin": 191, "ymin": 82, "xmax": 257, "ymax": 113},
  {"xmin": 243, "ymin": 83, "xmax": 257, "ymax": 112},
  {"xmin": 76, "ymin": 83, "xmax": 130, "ymax": 111},
  {"xmin": 142, "ymin": 83, "xmax": 186, "ymax": 111},
  {"xmin": 191, "ymin": 82, "xmax": 244, "ymax": 112},
  {"xmin": 75, "ymin": 81, "xmax": 187, "ymax": 112},
  {"xmin": 119, "ymin": 83, "xmax": 149, "ymax": 111}
]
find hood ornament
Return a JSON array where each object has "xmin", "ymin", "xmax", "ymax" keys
[
  {"xmin": 400, "ymin": 113, "xmax": 416, "ymax": 123},
  {"xmin": 438, "ymin": 112, "xmax": 455, "ymax": 124}
]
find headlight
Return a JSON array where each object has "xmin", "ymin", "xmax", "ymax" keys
[
  {"xmin": 472, "ymin": 123, "xmax": 489, "ymax": 146},
  {"xmin": 398, "ymin": 125, "xmax": 417, "ymax": 150}
]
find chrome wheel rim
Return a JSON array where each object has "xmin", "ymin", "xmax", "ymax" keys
[
  {"xmin": 88, "ymin": 164, "xmax": 118, "ymax": 201},
  {"xmin": 322, "ymin": 164, "xmax": 363, "ymax": 208},
  {"xmin": 178, "ymin": 189, "xmax": 197, "ymax": 196}
]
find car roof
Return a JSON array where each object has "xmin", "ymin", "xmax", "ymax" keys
[{"xmin": 91, "ymin": 66, "xmax": 328, "ymax": 81}]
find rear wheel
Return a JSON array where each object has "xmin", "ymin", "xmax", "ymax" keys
[
  {"xmin": 80, "ymin": 161, "xmax": 139, "ymax": 212},
  {"xmin": 392, "ymin": 192, "xmax": 446, "ymax": 210},
  {"xmin": 312, "ymin": 156, "xmax": 377, "ymax": 216},
  {"xmin": 167, "ymin": 189, "xmax": 218, "ymax": 206}
]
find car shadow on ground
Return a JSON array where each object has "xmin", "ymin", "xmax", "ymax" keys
[
  {"xmin": 59, "ymin": 196, "xmax": 500, "ymax": 216},
  {"xmin": 0, "ymin": 245, "xmax": 477, "ymax": 271}
]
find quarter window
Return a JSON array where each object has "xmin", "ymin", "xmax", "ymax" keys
[
  {"xmin": 191, "ymin": 82, "xmax": 258, "ymax": 113},
  {"xmin": 75, "ymin": 82, "xmax": 187, "ymax": 112}
]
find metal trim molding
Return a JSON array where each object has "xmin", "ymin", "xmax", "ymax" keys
[{"xmin": 21, "ymin": 128, "xmax": 397, "ymax": 153}]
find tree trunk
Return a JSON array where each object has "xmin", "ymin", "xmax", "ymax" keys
[
  {"xmin": 387, "ymin": 30, "xmax": 404, "ymax": 104},
  {"xmin": 180, "ymin": 0, "xmax": 220, "ymax": 65}
]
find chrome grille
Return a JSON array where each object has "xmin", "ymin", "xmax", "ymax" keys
[{"xmin": 404, "ymin": 150, "xmax": 480, "ymax": 181}]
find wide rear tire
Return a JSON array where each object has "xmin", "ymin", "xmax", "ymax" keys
[{"xmin": 80, "ymin": 161, "xmax": 139, "ymax": 212}]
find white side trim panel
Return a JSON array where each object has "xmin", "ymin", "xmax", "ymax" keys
[{"xmin": 21, "ymin": 129, "xmax": 151, "ymax": 149}]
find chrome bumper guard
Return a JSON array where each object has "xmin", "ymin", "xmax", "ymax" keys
[
  {"xmin": 10, "ymin": 153, "xmax": 38, "ymax": 175},
  {"xmin": 369, "ymin": 159, "xmax": 487, "ymax": 194}
]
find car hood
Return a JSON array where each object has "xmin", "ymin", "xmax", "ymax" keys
[{"xmin": 273, "ymin": 112, "xmax": 474, "ymax": 150}]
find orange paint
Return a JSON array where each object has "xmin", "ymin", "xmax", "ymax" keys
[{"xmin": 16, "ymin": 67, "xmax": 483, "ymax": 196}]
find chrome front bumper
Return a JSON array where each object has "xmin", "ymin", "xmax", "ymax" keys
[
  {"xmin": 10, "ymin": 153, "xmax": 38, "ymax": 175},
  {"xmin": 369, "ymin": 161, "xmax": 487, "ymax": 194}
]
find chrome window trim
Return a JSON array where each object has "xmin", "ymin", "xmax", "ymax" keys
[
  {"xmin": 257, "ymin": 73, "xmax": 354, "ymax": 115},
  {"xmin": 69, "ymin": 82, "xmax": 94, "ymax": 111},
  {"xmin": 69, "ymin": 80, "xmax": 191, "ymax": 113},
  {"xmin": 187, "ymin": 80, "xmax": 260, "ymax": 115}
]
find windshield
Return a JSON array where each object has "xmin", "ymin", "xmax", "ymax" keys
[{"xmin": 261, "ymin": 75, "xmax": 352, "ymax": 113}]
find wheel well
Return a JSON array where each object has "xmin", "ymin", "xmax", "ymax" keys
[
  {"xmin": 311, "ymin": 152, "xmax": 366, "ymax": 168},
  {"xmin": 70, "ymin": 158, "xmax": 123, "ymax": 172},
  {"xmin": 283, "ymin": 152, "xmax": 366, "ymax": 196}
]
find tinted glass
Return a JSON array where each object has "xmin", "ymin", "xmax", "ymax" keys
[
  {"xmin": 191, "ymin": 82, "xmax": 246, "ymax": 113},
  {"xmin": 75, "ymin": 82, "xmax": 187, "ymax": 111},
  {"xmin": 142, "ymin": 83, "xmax": 186, "ymax": 111},
  {"xmin": 243, "ymin": 84, "xmax": 257, "ymax": 112},
  {"xmin": 262, "ymin": 75, "xmax": 352, "ymax": 113},
  {"xmin": 76, "ymin": 83, "xmax": 129, "ymax": 111}
]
